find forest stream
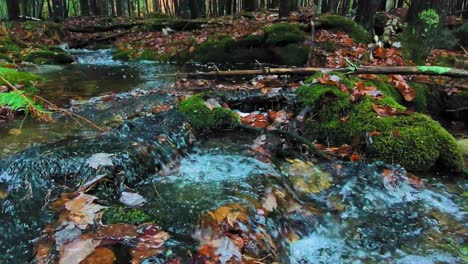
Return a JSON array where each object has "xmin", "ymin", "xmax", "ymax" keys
[{"xmin": 0, "ymin": 49, "xmax": 466, "ymax": 264}]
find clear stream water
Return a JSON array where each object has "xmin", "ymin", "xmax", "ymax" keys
[{"xmin": 0, "ymin": 50, "xmax": 466, "ymax": 263}]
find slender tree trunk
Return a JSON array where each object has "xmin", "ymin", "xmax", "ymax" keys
[
  {"xmin": 279, "ymin": 0, "xmax": 292, "ymax": 18},
  {"xmin": 116, "ymin": 0, "xmax": 124, "ymax": 15},
  {"xmin": 6, "ymin": 0, "xmax": 20, "ymax": 20},
  {"xmin": 80, "ymin": 0, "xmax": 90, "ymax": 15},
  {"xmin": 189, "ymin": 0, "xmax": 200, "ymax": 18}
]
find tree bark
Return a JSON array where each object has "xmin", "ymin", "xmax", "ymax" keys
[{"xmin": 6, "ymin": 0, "xmax": 20, "ymax": 20}]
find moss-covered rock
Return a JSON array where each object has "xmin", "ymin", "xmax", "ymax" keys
[
  {"xmin": 298, "ymin": 73, "xmax": 463, "ymax": 172},
  {"xmin": 102, "ymin": 206, "xmax": 151, "ymax": 225},
  {"xmin": 187, "ymin": 23, "xmax": 309, "ymax": 65},
  {"xmin": 315, "ymin": 15, "xmax": 372, "ymax": 43},
  {"xmin": 178, "ymin": 94, "xmax": 239, "ymax": 132},
  {"xmin": 24, "ymin": 50, "xmax": 74, "ymax": 65}
]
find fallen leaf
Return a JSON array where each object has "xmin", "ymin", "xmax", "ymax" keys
[
  {"xmin": 8, "ymin": 128, "xmax": 22, "ymax": 136},
  {"xmin": 120, "ymin": 192, "xmax": 147, "ymax": 207},
  {"xmin": 59, "ymin": 239, "xmax": 101, "ymax": 264},
  {"xmin": 86, "ymin": 153, "xmax": 114, "ymax": 170},
  {"xmin": 81, "ymin": 247, "xmax": 116, "ymax": 264}
]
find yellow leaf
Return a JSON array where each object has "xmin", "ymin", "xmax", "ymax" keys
[{"xmin": 8, "ymin": 128, "xmax": 22, "ymax": 136}]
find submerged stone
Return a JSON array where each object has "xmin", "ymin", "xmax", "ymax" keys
[{"xmin": 24, "ymin": 50, "xmax": 74, "ymax": 65}]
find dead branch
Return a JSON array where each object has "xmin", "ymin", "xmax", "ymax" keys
[{"xmin": 158, "ymin": 66, "xmax": 468, "ymax": 79}]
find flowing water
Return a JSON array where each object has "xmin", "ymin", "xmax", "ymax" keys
[{"xmin": 0, "ymin": 50, "xmax": 466, "ymax": 263}]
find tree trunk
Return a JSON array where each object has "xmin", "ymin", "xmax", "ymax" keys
[
  {"xmin": 189, "ymin": 0, "xmax": 200, "ymax": 18},
  {"xmin": 80, "ymin": 0, "xmax": 90, "ymax": 15},
  {"xmin": 21, "ymin": 0, "xmax": 29, "ymax": 16},
  {"xmin": 6, "ymin": 0, "xmax": 20, "ymax": 20},
  {"xmin": 52, "ymin": 0, "xmax": 65, "ymax": 18},
  {"xmin": 244, "ymin": 0, "xmax": 256, "ymax": 11},
  {"xmin": 356, "ymin": 0, "xmax": 384, "ymax": 32},
  {"xmin": 279, "ymin": 0, "xmax": 292, "ymax": 18}
]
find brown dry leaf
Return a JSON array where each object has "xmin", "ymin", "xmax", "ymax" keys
[
  {"xmin": 208, "ymin": 204, "xmax": 248, "ymax": 224},
  {"xmin": 64, "ymin": 193, "xmax": 106, "ymax": 229},
  {"xmin": 59, "ymin": 238, "xmax": 101, "ymax": 264},
  {"xmin": 371, "ymin": 103, "xmax": 409, "ymax": 117},
  {"xmin": 35, "ymin": 241, "xmax": 53, "ymax": 264},
  {"xmin": 131, "ymin": 224, "xmax": 170, "ymax": 264},
  {"xmin": 95, "ymin": 223, "xmax": 138, "ymax": 241},
  {"xmin": 81, "ymin": 247, "xmax": 116, "ymax": 264}
]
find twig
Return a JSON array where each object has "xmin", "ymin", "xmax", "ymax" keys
[
  {"xmin": 236, "ymin": 124, "xmax": 334, "ymax": 161},
  {"xmin": 456, "ymin": 41, "xmax": 468, "ymax": 56},
  {"xmin": 34, "ymin": 95, "xmax": 108, "ymax": 132},
  {"xmin": 446, "ymin": 107, "xmax": 468, "ymax": 112}
]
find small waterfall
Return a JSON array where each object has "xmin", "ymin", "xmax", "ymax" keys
[{"xmin": 69, "ymin": 48, "xmax": 122, "ymax": 65}]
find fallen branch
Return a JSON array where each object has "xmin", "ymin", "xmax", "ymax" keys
[
  {"xmin": 65, "ymin": 23, "xmax": 143, "ymax": 33},
  {"xmin": 69, "ymin": 30, "xmax": 130, "ymax": 49},
  {"xmin": 158, "ymin": 66, "xmax": 468, "ymax": 79}
]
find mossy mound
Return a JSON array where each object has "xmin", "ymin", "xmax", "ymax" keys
[
  {"xmin": 315, "ymin": 15, "xmax": 372, "ymax": 43},
  {"xmin": 264, "ymin": 23, "xmax": 307, "ymax": 46},
  {"xmin": 186, "ymin": 23, "xmax": 309, "ymax": 65},
  {"xmin": 24, "ymin": 50, "xmax": 74, "ymax": 65},
  {"xmin": 178, "ymin": 93, "xmax": 239, "ymax": 132},
  {"xmin": 0, "ymin": 67, "xmax": 40, "ymax": 85},
  {"xmin": 298, "ymin": 73, "xmax": 463, "ymax": 172}
]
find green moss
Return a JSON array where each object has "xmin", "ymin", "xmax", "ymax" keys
[
  {"xmin": 409, "ymin": 82, "xmax": 430, "ymax": 112},
  {"xmin": 0, "ymin": 37, "xmax": 21, "ymax": 53},
  {"xmin": 299, "ymin": 74, "xmax": 463, "ymax": 172},
  {"xmin": 102, "ymin": 206, "xmax": 151, "ymax": 225},
  {"xmin": 0, "ymin": 67, "xmax": 40, "ymax": 85},
  {"xmin": 263, "ymin": 23, "xmax": 307, "ymax": 46},
  {"xmin": 24, "ymin": 50, "xmax": 74, "ymax": 65},
  {"xmin": 273, "ymin": 44, "xmax": 309, "ymax": 65},
  {"xmin": 178, "ymin": 94, "xmax": 239, "ymax": 132},
  {"xmin": 192, "ymin": 35, "xmax": 237, "ymax": 63},
  {"xmin": 140, "ymin": 50, "xmax": 158, "ymax": 60},
  {"xmin": 238, "ymin": 34, "xmax": 265, "ymax": 48},
  {"xmin": 112, "ymin": 50, "xmax": 134, "ymax": 61},
  {"xmin": 316, "ymin": 15, "xmax": 372, "ymax": 43}
]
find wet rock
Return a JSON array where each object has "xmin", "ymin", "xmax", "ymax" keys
[{"xmin": 0, "ymin": 109, "xmax": 191, "ymax": 261}]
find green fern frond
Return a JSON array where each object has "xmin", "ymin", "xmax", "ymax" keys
[{"xmin": 0, "ymin": 91, "xmax": 28, "ymax": 111}]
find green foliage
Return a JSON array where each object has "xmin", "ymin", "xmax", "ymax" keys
[
  {"xmin": 102, "ymin": 206, "xmax": 151, "ymax": 225},
  {"xmin": 263, "ymin": 23, "xmax": 307, "ymax": 46},
  {"xmin": 298, "ymin": 73, "xmax": 463, "ymax": 172},
  {"xmin": 418, "ymin": 9, "xmax": 439, "ymax": 30},
  {"xmin": 0, "ymin": 91, "xmax": 29, "ymax": 111},
  {"xmin": 24, "ymin": 50, "xmax": 74, "ymax": 65},
  {"xmin": 315, "ymin": 15, "xmax": 372, "ymax": 43},
  {"xmin": 178, "ymin": 94, "xmax": 239, "ymax": 132}
]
